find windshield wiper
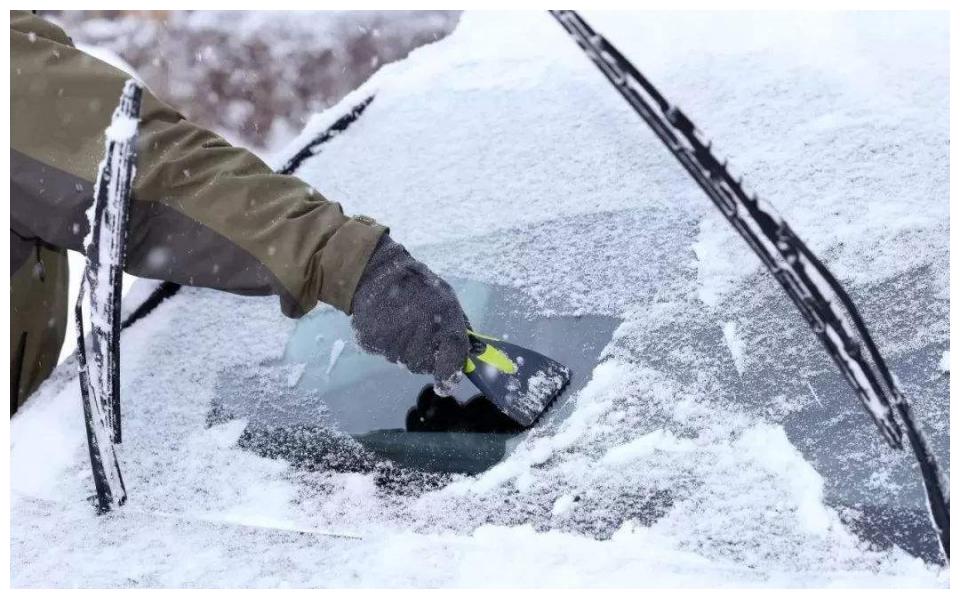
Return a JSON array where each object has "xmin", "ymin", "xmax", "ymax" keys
[{"xmin": 550, "ymin": 9, "xmax": 949, "ymax": 561}]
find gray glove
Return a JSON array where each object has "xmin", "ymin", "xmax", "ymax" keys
[{"xmin": 350, "ymin": 235, "xmax": 470, "ymax": 392}]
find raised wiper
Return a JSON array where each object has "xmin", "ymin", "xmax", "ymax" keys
[{"xmin": 550, "ymin": 9, "xmax": 949, "ymax": 561}]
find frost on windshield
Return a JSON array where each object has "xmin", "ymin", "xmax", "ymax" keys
[{"xmin": 11, "ymin": 12, "xmax": 949, "ymax": 587}]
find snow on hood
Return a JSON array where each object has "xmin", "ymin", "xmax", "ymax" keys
[{"xmin": 12, "ymin": 11, "xmax": 947, "ymax": 587}]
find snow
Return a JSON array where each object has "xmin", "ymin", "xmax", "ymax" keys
[
  {"xmin": 503, "ymin": 362, "xmax": 569, "ymax": 424},
  {"xmin": 326, "ymin": 339, "xmax": 347, "ymax": 377},
  {"xmin": 104, "ymin": 114, "xmax": 138, "ymax": 142},
  {"xmin": 58, "ymin": 11, "xmax": 459, "ymax": 152},
  {"xmin": 10, "ymin": 379, "xmax": 85, "ymax": 499},
  {"xmin": 601, "ymin": 429, "xmax": 698, "ymax": 465},
  {"xmin": 551, "ymin": 494, "xmax": 575, "ymax": 516},
  {"xmin": 12, "ymin": 10, "xmax": 948, "ymax": 587},
  {"xmin": 72, "ymin": 82, "xmax": 142, "ymax": 508},
  {"xmin": 721, "ymin": 321, "xmax": 747, "ymax": 375},
  {"xmin": 284, "ymin": 363, "xmax": 306, "ymax": 388},
  {"xmin": 693, "ymin": 220, "xmax": 753, "ymax": 307},
  {"xmin": 59, "ymin": 47, "xmax": 141, "ymax": 364}
]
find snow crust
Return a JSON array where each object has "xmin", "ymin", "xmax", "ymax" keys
[
  {"xmin": 326, "ymin": 338, "xmax": 346, "ymax": 377},
  {"xmin": 104, "ymin": 114, "xmax": 139, "ymax": 142},
  {"xmin": 12, "ymin": 10, "xmax": 948, "ymax": 587},
  {"xmin": 503, "ymin": 362, "xmax": 568, "ymax": 424},
  {"xmin": 721, "ymin": 321, "xmax": 746, "ymax": 376}
]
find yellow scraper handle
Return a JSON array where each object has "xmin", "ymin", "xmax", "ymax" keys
[{"xmin": 463, "ymin": 331, "xmax": 518, "ymax": 375}]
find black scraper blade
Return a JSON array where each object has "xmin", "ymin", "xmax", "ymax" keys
[{"xmin": 463, "ymin": 332, "xmax": 571, "ymax": 427}]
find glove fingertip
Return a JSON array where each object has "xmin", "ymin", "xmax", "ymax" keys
[{"xmin": 433, "ymin": 332, "xmax": 470, "ymax": 383}]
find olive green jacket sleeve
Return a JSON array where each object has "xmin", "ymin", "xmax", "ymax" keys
[{"xmin": 10, "ymin": 11, "xmax": 386, "ymax": 317}]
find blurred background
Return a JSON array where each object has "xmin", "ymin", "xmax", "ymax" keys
[
  {"xmin": 43, "ymin": 10, "xmax": 461, "ymax": 152},
  {"xmin": 40, "ymin": 10, "xmax": 461, "ymax": 363}
]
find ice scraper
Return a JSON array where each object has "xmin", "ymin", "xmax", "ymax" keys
[{"xmin": 462, "ymin": 331, "xmax": 570, "ymax": 427}]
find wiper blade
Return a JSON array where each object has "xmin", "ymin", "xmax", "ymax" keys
[
  {"xmin": 550, "ymin": 9, "xmax": 949, "ymax": 561},
  {"xmin": 76, "ymin": 79, "xmax": 142, "ymax": 513}
]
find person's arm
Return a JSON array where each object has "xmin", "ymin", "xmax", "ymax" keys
[{"xmin": 11, "ymin": 11, "xmax": 384, "ymax": 317}]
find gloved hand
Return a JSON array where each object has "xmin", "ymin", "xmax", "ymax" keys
[{"xmin": 350, "ymin": 235, "xmax": 470, "ymax": 393}]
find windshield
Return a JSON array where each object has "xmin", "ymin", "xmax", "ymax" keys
[{"xmin": 11, "ymin": 10, "xmax": 948, "ymax": 586}]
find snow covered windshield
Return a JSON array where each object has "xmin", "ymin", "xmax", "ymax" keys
[{"xmin": 12, "ymin": 11, "xmax": 948, "ymax": 586}]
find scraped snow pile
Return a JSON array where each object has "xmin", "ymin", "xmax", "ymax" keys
[{"xmin": 11, "ymin": 11, "xmax": 948, "ymax": 587}]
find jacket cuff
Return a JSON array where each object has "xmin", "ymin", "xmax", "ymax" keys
[{"xmin": 318, "ymin": 215, "xmax": 387, "ymax": 314}]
